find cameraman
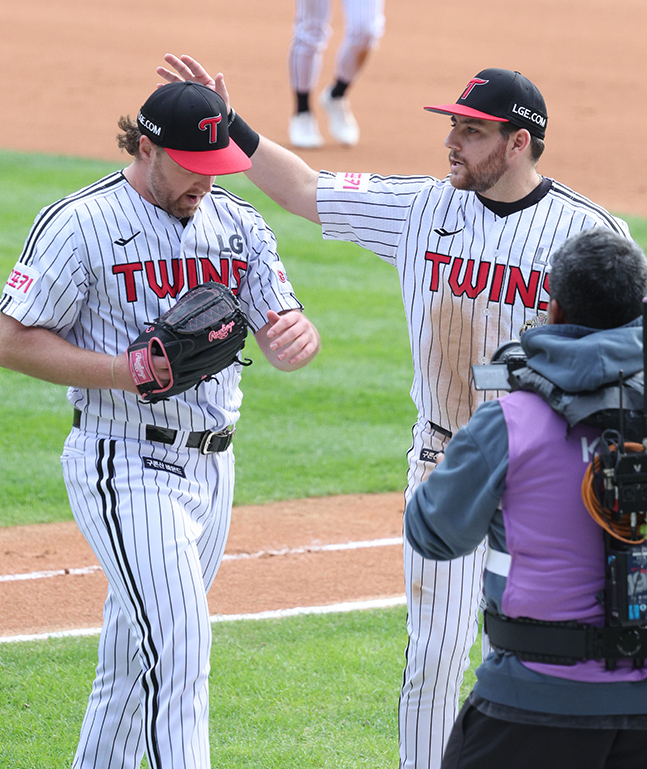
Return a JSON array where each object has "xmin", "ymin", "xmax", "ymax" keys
[{"xmin": 404, "ymin": 227, "xmax": 647, "ymax": 769}]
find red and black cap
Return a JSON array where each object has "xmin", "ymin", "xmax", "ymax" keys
[
  {"xmin": 425, "ymin": 68, "xmax": 548, "ymax": 139},
  {"xmin": 137, "ymin": 81, "xmax": 251, "ymax": 175}
]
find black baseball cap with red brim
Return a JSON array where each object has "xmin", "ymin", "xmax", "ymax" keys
[
  {"xmin": 425, "ymin": 68, "xmax": 548, "ymax": 139},
  {"xmin": 137, "ymin": 81, "xmax": 251, "ymax": 175}
]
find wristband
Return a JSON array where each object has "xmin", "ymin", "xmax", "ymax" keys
[{"xmin": 227, "ymin": 109, "xmax": 260, "ymax": 158}]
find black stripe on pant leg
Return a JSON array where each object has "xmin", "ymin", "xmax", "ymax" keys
[{"xmin": 95, "ymin": 438, "xmax": 163, "ymax": 769}]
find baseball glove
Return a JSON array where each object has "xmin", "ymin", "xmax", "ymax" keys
[{"xmin": 127, "ymin": 282, "xmax": 250, "ymax": 403}]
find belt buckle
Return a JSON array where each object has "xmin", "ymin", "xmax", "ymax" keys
[{"xmin": 199, "ymin": 427, "xmax": 234, "ymax": 454}]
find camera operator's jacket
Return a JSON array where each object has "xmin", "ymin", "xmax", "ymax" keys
[{"xmin": 405, "ymin": 319, "xmax": 647, "ymax": 721}]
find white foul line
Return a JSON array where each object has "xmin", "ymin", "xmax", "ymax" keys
[
  {"xmin": 0, "ymin": 596, "xmax": 407, "ymax": 644},
  {"xmin": 0, "ymin": 536, "xmax": 405, "ymax": 644},
  {"xmin": 0, "ymin": 537, "xmax": 403, "ymax": 583}
]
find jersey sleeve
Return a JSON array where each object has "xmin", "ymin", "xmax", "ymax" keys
[
  {"xmin": 316, "ymin": 170, "xmax": 434, "ymax": 264},
  {"xmin": 232, "ymin": 203, "xmax": 303, "ymax": 332},
  {"xmin": 404, "ymin": 399, "xmax": 509, "ymax": 560},
  {"xmin": 1, "ymin": 206, "xmax": 89, "ymax": 334}
]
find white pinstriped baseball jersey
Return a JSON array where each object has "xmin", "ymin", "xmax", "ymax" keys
[
  {"xmin": 317, "ymin": 171, "xmax": 630, "ymax": 450},
  {"xmin": 1, "ymin": 171, "xmax": 302, "ymax": 431},
  {"xmin": 1, "ymin": 168, "xmax": 307, "ymax": 769},
  {"xmin": 318, "ymin": 169, "xmax": 631, "ymax": 769}
]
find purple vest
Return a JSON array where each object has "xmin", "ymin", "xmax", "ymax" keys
[{"xmin": 499, "ymin": 390, "xmax": 647, "ymax": 683}]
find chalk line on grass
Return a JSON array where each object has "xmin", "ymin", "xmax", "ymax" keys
[
  {"xmin": 0, "ymin": 536, "xmax": 405, "ymax": 643},
  {"xmin": 0, "ymin": 537, "xmax": 403, "ymax": 583},
  {"xmin": 0, "ymin": 595, "xmax": 407, "ymax": 644}
]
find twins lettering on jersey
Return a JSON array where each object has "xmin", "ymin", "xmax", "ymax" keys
[
  {"xmin": 113, "ymin": 257, "xmax": 247, "ymax": 302},
  {"xmin": 113, "ymin": 233, "xmax": 247, "ymax": 302},
  {"xmin": 425, "ymin": 251, "xmax": 550, "ymax": 311},
  {"xmin": 330, "ymin": 171, "xmax": 550, "ymax": 312}
]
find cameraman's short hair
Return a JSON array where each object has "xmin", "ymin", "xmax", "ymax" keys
[{"xmin": 549, "ymin": 228, "xmax": 647, "ymax": 329}]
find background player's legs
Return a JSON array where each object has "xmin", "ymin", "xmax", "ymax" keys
[
  {"xmin": 62, "ymin": 431, "xmax": 233, "ymax": 769},
  {"xmin": 335, "ymin": 0, "xmax": 385, "ymax": 83},
  {"xmin": 399, "ymin": 541, "xmax": 485, "ymax": 769},
  {"xmin": 288, "ymin": 0, "xmax": 331, "ymax": 148},
  {"xmin": 319, "ymin": 0, "xmax": 385, "ymax": 145},
  {"xmin": 399, "ymin": 424, "xmax": 485, "ymax": 769}
]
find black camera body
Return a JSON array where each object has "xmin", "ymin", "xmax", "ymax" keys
[{"xmin": 471, "ymin": 340, "xmax": 527, "ymax": 391}]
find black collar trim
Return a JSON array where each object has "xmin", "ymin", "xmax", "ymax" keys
[{"xmin": 477, "ymin": 177, "xmax": 553, "ymax": 217}]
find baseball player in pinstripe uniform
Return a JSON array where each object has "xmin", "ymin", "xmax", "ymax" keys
[
  {"xmin": 288, "ymin": 0, "xmax": 385, "ymax": 147},
  {"xmin": 158, "ymin": 56, "xmax": 632, "ymax": 768},
  {"xmin": 0, "ymin": 81, "xmax": 320, "ymax": 769}
]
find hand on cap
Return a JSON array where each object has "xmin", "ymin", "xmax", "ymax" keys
[{"xmin": 157, "ymin": 54, "xmax": 231, "ymax": 114}]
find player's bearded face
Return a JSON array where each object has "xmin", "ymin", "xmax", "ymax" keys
[
  {"xmin": 448, "ymin": 134, "xmax": 509, "ymax": 192},
  {"xmin": 147, "ymin": 149, "xmax": 214, "ymax": 218}
]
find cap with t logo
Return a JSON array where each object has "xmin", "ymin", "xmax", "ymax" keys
[
  {"xmin": 424, "ymin": 68, "xmax": 548, "ymax": 139},
  {"xmin": 137, "ymin": 81, "xmax": 252, "ymax": 175}
]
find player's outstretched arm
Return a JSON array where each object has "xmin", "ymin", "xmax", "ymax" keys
[
  {"xmin": 254, "ymin": 310, "xmax": 321, "ymax": 371},
  {"xmin": 246, "ymin": 136, "xmax": 320, "ymax": 224},
  {"xmin": 158, "ymin": 54, "xmax": 321, "ymax": 225}
]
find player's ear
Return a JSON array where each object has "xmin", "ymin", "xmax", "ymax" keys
[
  {"xmin": 509, "ymin": 128, "xmax": 531, "ymax": 157},
  {"xmin": 138, "ymin": 136, "xmax": 156, "ymax": 163}
]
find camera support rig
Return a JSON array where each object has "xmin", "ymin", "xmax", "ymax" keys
[{"xmin": 473, "ymin": 301, "xmax": 647, "ymax": 666}]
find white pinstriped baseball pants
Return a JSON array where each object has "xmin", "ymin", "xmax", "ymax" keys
[
  {"xmin": 61, "ymin": 425, "xmax": 234, "ymax": 769},
  {"xmin": 399, "ymin": 421, "xmax": 486, "ymax": 769},
  {"xmin": 289, "ymin": 0, "xmax": 385, "ymax": 93}
]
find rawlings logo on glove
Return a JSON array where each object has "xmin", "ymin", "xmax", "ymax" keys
[
  {"xmin": 127, "ymin": 282, "xmax": 251, "ymax": 403},
  {"xmin": 209, "ymin": 322, "xmax": 235, "ymax": 341}
]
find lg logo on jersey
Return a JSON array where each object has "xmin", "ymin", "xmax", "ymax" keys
[{"xmin": 424, "ymin": 251, "xmax": 550, "ymax": 311}]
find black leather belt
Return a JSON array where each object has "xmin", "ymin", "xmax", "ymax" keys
[
  {"xmin": 72, "ymin": 409, "xmax": 234, "ymax": 454},
  {"xmin": 145, "ymin": 425, "xmax": 234, "ymax": 454}
]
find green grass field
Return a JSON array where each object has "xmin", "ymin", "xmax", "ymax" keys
[
  {"xmin": 1, "ymin": 148, "xmax": 646, "ymax": 767},
  {"xmin": 0, "ymin": 607, "xmax": 484, "ymax": 769}
]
